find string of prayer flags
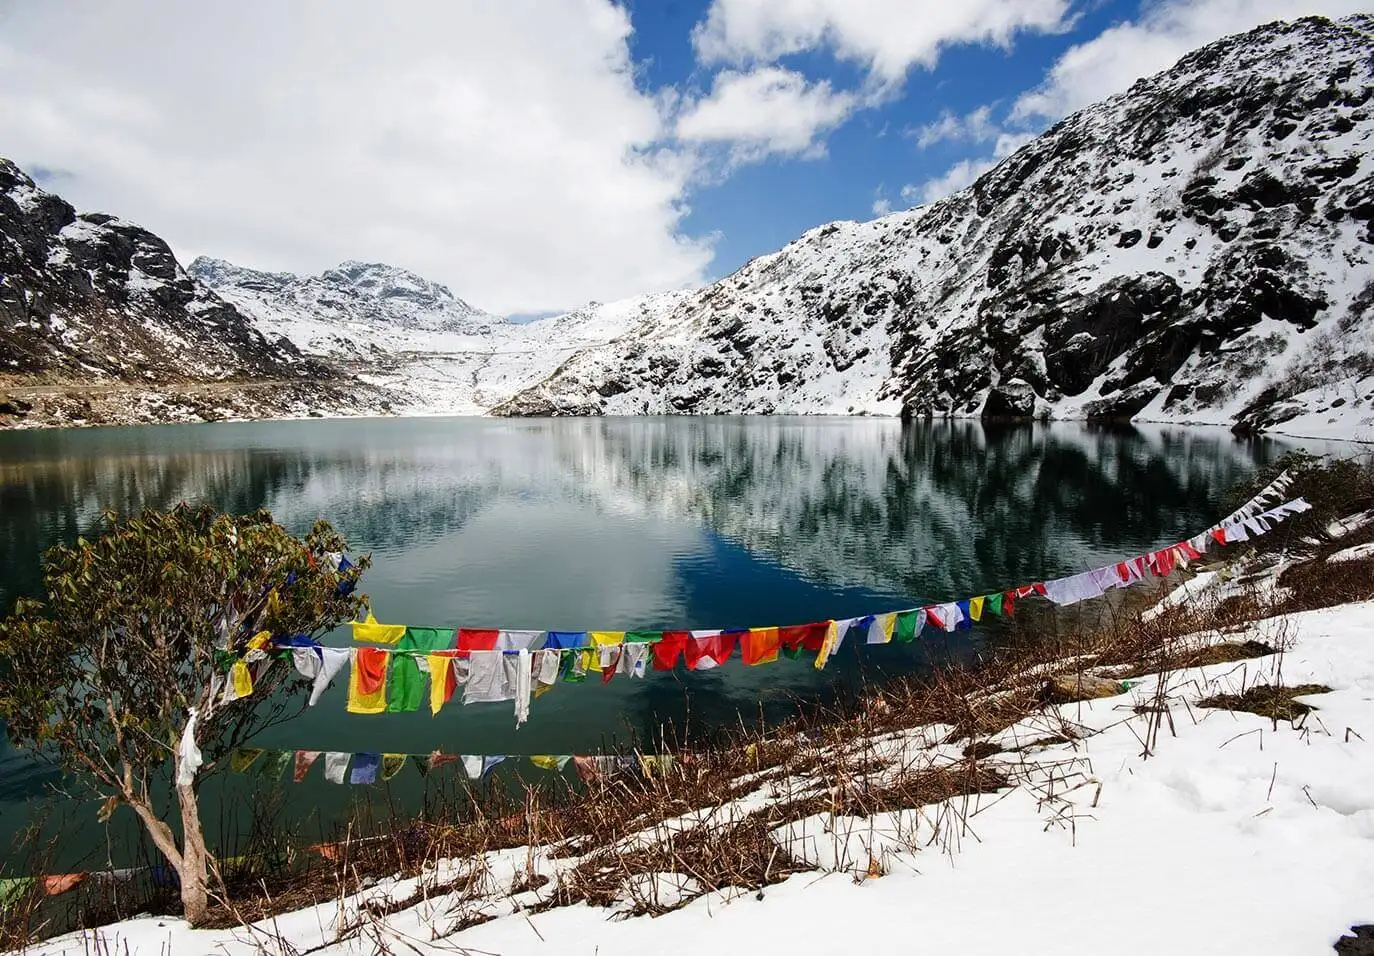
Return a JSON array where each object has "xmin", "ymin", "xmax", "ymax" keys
[{"xmin": 289, "ymin": 492, "xmax": 1309, "ymax": 727}]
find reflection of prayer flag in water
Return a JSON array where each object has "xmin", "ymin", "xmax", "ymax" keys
[
  {"xmin": 294, "ymin": 751, "xmax": 322, "ymax": 782},
  {"xmin": 324, "ymin": 752, "xmax": 350, "ymax": 784},
  {"xmin": 349, "ymin": 753, "xmax": 380, "ymax": 785},
  {"xmin": 230, "ymin": 748, "xmax": 264, "ymax": 773},
  {"xmin": 257, "ymin": 750, "xmax": 291, "ymax": 780}
]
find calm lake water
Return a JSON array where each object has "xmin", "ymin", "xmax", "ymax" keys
[{"xmin": 0, "ymin": 416, "xmax": 1331, "ymax": 868}]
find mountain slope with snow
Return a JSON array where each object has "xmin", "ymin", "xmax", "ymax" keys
[
  {"xmin": 0, "ymin": 159, "xmax": 392, "ymax": 427},
  {"xmin": 193, "ymin": 257, "xmax": 677, "ymax": 417},
  {"xmin": 493, "ymin": 15, "xmax": 1374, "ymax": 441}
]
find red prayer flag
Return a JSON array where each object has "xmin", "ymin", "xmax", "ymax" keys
[{"xmin": 455, "ymin": 628, "xmax": 499, "ymax": 659}]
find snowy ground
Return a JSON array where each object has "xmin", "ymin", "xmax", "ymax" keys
[{"xmin": 26, "ymin": 598, "xmax": 1374, "ymax": 956}]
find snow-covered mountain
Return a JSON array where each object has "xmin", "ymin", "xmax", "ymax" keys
[
  {"xmin": 192, "ymin": 255, "xmax": 677, "ymax": 417},
  {"xmin": 493, "ymin": 15, "xmax": 1374, "ymax": 441},
  {"xmin": 0, "ymin": 159, "xmax": 389, "ymax": 427}
]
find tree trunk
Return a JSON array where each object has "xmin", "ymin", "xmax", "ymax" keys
[{"xmin": 175, "ymin": 783, "xmax": 210, "ymax": 926}]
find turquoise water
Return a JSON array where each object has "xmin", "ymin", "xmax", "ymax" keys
[{"xmin": 0, "ymin": 416, "xmax": 1315, "ymax": 867}]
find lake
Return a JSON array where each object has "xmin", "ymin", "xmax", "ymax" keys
[{"xmin": 0, "ymin": 416, "xmax": 1328, "ymax": 868}]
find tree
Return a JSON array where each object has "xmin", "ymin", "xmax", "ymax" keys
[{"xmin": 0, "ymin": 505, "xmax": 369, "ymax": 925}]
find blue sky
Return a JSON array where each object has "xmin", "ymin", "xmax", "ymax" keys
[{"xmin": 0, "ymin": 0, "xmax": 1363, "ymax": 314}]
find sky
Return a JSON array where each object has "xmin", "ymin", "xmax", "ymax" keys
[{"xmin": 0, "ymin": 0, "xmax": 1366, "ymax": 317}]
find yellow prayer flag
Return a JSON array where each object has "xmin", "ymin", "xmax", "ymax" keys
[
  {"xmin": 427, "ymin": 654, "xmax": 455, "ymax": 716},
  {"xmin": 813, "ymin": 620, "xmax": 840, "ymax": 670},
  {"xmin": 969, "ymin": 596, "xmax": 985, "ymax": 622},
  {"xmin": 584, "ymin": 631, "xmax": 624, "ymax": 670},
  {"xmin": 530, "ymin": 755, "xmax": 563, "ymax": 771},
  {"xmin": 352, "ymin": 611, "xmax": 406, "ymax": 645},
  {"xmin": 381, "ymin": 754, "xmax": 407, "ymax": 780},
  {"xmin": 230, "ymin": 660, "xmax": 254, "ymax": 699},
  {"xmin": 347, "ymin": 650, "xmax": 389, "ymax": 715},
  {"xmin": 874, "ymin": 613, "xmax": 897, "ymax": 644}
]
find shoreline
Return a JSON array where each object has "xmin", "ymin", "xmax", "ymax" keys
[{"xmin": 2, "ymin": 400, "xmax": 1371, "ymax": 446}]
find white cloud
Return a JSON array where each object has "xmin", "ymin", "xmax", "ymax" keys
[
  {"xmin": 0, "ymin": 1, "xmax": 714, "ymax": 315},
  {"xmin": 675, "ymin": 67, "xmax": 856, "ymax": 164},
  {"xmin": 902, "ymin": 127, "xmax": 1034, "ymax": 205},
  {"xmin": 903, "ymin": 159, "xmax": 994, "ymax": 205},
  {"xmin": 1014, "ymin": 0, "xmax": 1369, "ymax": 121},
  {"xmin": 693, "ymin": 0, "xmax": 1075, "ymax": 85},
  {"xmin": 911, "ymin": 105, "xmax": 999, "ymax": 148}
]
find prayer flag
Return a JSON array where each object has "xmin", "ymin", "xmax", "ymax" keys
[
  {"xmin": 529, "ymin": 755, "xmax": 569, "ymax": 771},
  {"xmin": 381, "ymin": 754, "xmax": 407, "ymax": 780},
  {"xmin": 779, "ymin": 622, "xmax": 828, "ymax": 657},
  {"xmin": 653, "ymin": 631, "xmax": 690, "ymax": 670},
  {"xmin": 984, "ymin": 594, "xmax": 1004, "ymax": 616},
  {"xmin": 386, "ymin": 655, "xmax": 425, "ymax": 713},
  {"xmin": 352, "ymin": 612, "xmax": 406, "ymax": 645},
  {"xmin": 427, "ymin": 653, "xmax": 458, "ymax": 715},
  {"xmin": 968, "ymin": 596, "xmax": 984, "ymax": 622},
  {"xmin": 402, "ymin": 627, "xmax": 456, "ymax": 651},
  {"xmin": 293, "ymin": 750, "xmax": 321, "ymax": 783},
  {"xmin": 894, "ymin": 608, "xmax": 926, "ymax": 643},
  {"xmin": 742, "ymin": 627, "xmax": 781, "ymax": 665},
  {"xmin": 624, "ymin": 631, "xmax": 660, "ymax": 644},
  {"xmin": 323, "ymin": 752, "xmax": 350, "ymax": 784},
  {"xmin": 349, "ymin": 753, "xmax": 380, "ymax": 785},
  {"xmin": 230, "ymin": 748, "xmax": 264, "ymax": 773},
  {"xmin": 456, "ymin": 628, "xmax": 500, "ymax": 658},
  {"xmin": 229, "ymin": 660, "xmax": 254, "ymax": 700},
  {"xmin": 347, "ymin": 648, "xmax": 389, "ymax": 715},
  {"xmin": 257, "ymin": 750, "xmax": 291, "ymax": 781},
  {"xmin": 866, "ymin": 613, "xmax": 897, "ymax": 645},
  {"xmin": 544, "ymin": 631, "xmax": 589, "ymax": 650},
  {"xmin": 955, "ymin": 600, "xmax": 973, "ymax": 630}
]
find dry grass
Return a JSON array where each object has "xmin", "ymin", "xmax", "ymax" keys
[{"xmin": 1198, "ymin": 683, "xmax": 1332, "ymax": 722}]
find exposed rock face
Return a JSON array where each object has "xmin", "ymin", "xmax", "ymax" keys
[
  {"xmin": 0, "ymin": 159, "xmax": 386, "ymax": 427},
  {"xmin": 493, "ymin": 15, "xmax": 1374, "ymax": 439}
]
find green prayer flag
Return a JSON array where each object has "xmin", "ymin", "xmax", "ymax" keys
[
  {"xmin": 257, "ymin": 750, "xmax": 292, "ymax": 781},
  {"xmin": 624, "ymin": 631, "xmax": 661, "ymax": 643},
  {"xmin": 411, "ymin": 755, "xmax": 430, "ymax": 778},
  {"xmin": 985, "ymin": 594, "xmax": 1004, "ymax": 616},
  {"xmin": 560, "ymin": 648, "xmax": 587, "ymax": 683},
  {"xmin": 387, "ymin": 654, "xmax": 425, "ymax": 713},
  {"xmin": 781, "ymin": 645, "xmax": 804, "ymax": 660},
  {"xmin": 894, "ymin": 610, "xmax": 924, "ymax": 643},
  {"xmin": 400, "ymin": 627, "xmax": 455, "ymax": 651}
]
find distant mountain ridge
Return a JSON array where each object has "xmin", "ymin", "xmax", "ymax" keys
[{"xmin": 188, "ymin": 257, "xmax": 499, "ymax": 335}]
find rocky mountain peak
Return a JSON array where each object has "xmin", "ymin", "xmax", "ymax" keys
[
  {"xmin": 492, "ymin": 14, "xmax": 1374, "ymax": 439},
  {"xmin": 189, "ymin": 257, "xmax": 498, "ymax": 335}
]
